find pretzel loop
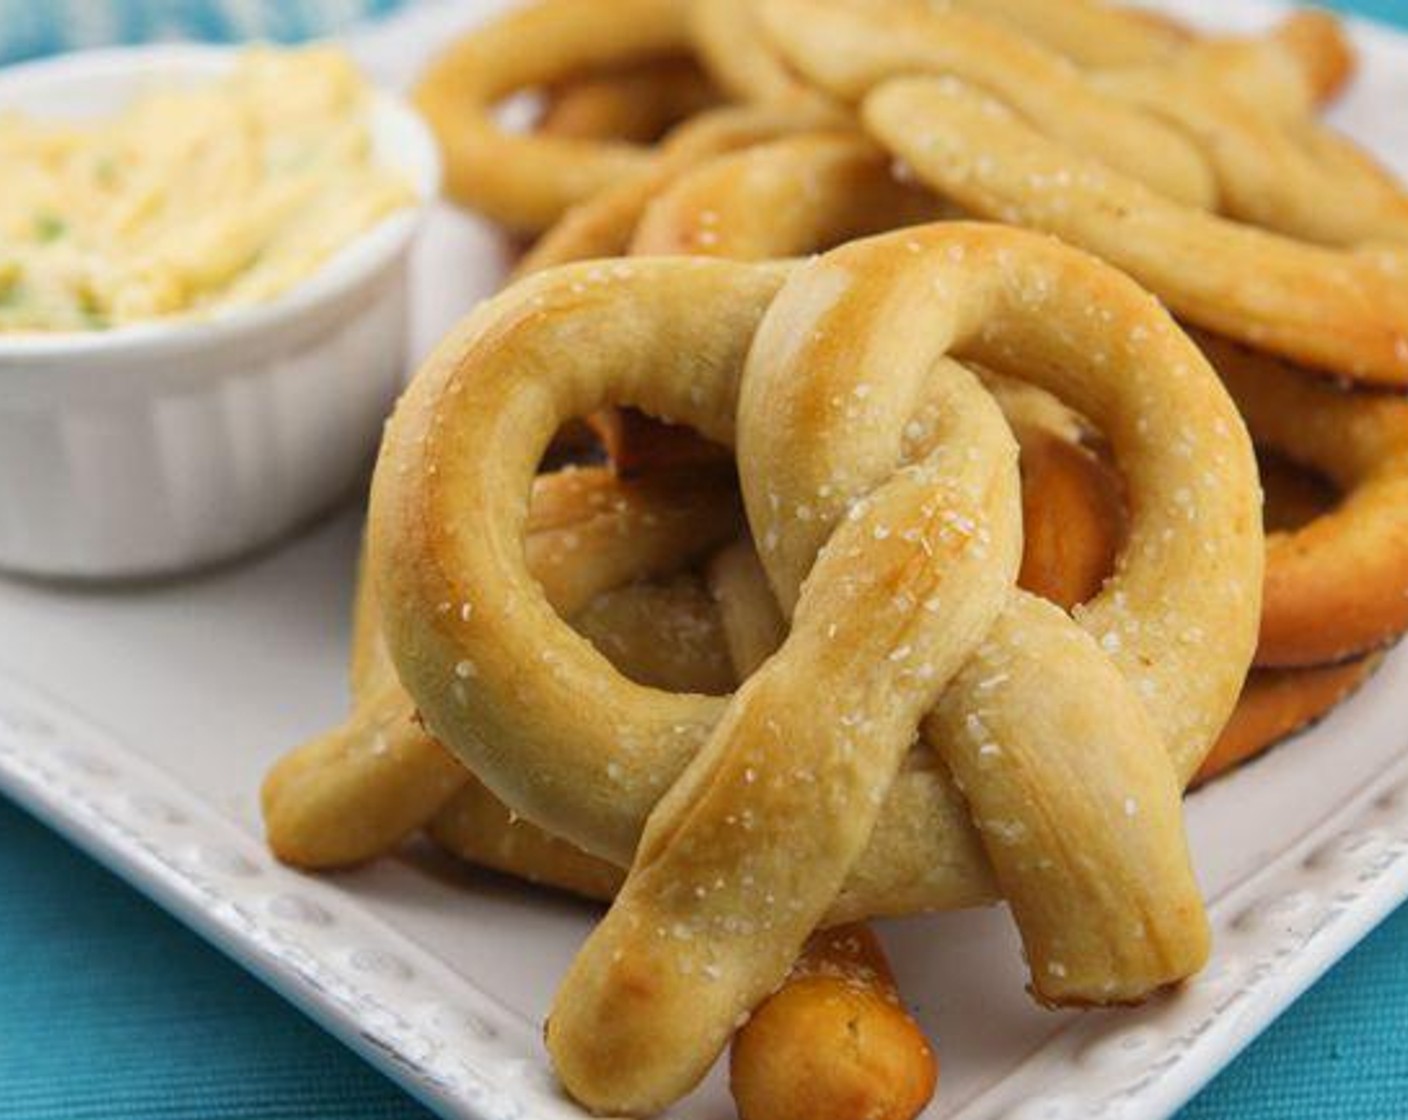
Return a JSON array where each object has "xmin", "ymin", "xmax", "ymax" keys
[
  {"xmin": 370, "ymin": 225, "xmax": 1261, "ymax": 1114},
  {"xmin": 413, "ymin": 0, "xmax": 692, "ymax": 231}
]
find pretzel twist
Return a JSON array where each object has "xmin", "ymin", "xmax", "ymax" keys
[
  {"xmin": 263, "ymin": 467, "xmax": 741, "ymax": 868},
  {"xmin": 751, "ymin": 0, "xmax": 1216, "ymax": 207},
  {"xmin": 946, "ymin": 0, "xmax": 1191, "ymax": 70},
  {"xmin": 860, "ymin": 76, "xmax": 1408, "ymax": 386},
  {"xmin": 630, "ymin": 132, "xmax": 944, "ymax": 258},
  {"xmin": 1200, "ymin": 335, "xmax": 1408, "ymax": 666},
  {"xmin": 517, "ymin": 104, "xmax": 831, "ymax": 275},
  {"xmin": 953, "ymin": 1, "xmax": 1351, "ymax": 114},
  {"xmin": 1090, "ymin": 63, "xmax": 1408, "ymax": 246},
  {"xmin": 369, "ymin": 225, "xmax": 1261, "ymax": 1112},
  {"xmin": 413, "ymin": 0, "xmax": 692, "ymax": 232}
]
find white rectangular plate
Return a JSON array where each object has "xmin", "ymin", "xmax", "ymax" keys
[{"xmin": 2, "ymin": 2, "xmax": 1407, "ymax": 1118}]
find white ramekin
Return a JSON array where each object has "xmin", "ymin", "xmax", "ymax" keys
[{"xmin": 0, "ymin": 45, "xmax": 440, "ymax": 579}]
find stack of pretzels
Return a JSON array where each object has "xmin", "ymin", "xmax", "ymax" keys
[{"xmin": 262, "ymin": 1, "xmax": 1408, "ymax": 1116}]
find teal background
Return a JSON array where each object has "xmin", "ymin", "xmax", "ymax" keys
[{"xmin": 3, "ymin": 1, "xmax": 1408, "ymax": 1117}]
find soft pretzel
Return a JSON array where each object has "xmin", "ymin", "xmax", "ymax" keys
[
  {"xmin": 268, "ymin": 359, "xmax": 1132, "ymax": 876},
  {"xmin": 629, "ymin": 132, "xmax": 944, "ymax": 257},
  {"xmin": 413, "ymin": 0, "xmax": 692, "ymax": 231},
  {"xmin": 538, "ymin": 57, "xmax": 721, "ymax": 144},
  {"xmin": 1143, "ymin": 11, "xmax": 1354, "ymax": 118},
  {"xmin": 262, "ymin": 467, "xmax": 741, "ymax": 869},
  {"xmin": 519, "ymin": 105, "xmax": 836, "ymax": 474},
  {"xmin": 751, "ymin": 0, "xmax": 1215, "ymax": 208},
  {"xmin": 369, "ymin": 226, "xmax": 1260, "ymax": 1111},
  {"xmin": 432, "ymin": 553, "xmax": 937, "ymax": 1120},
  {"xmin": 529, "ymin": 116, "xmax": 934, "ymax": 477},
  {"xmin": 953, "ymin": 1, "xmax": 1350, "ymax": 113},
  {"xmin": 1091, "ymin": 62, "xmax": 1408, "ymax": 247},
  {"xmin": 946, "ymin": 0, "xmax": 1189, "ymax": 69},
  {"xmin": 729, "ymin": 924, "xmax": 937, "ymax": 1120},
  {"xmin": 517, "ymin": 104, "xmax": 829, "ymax": 274},
  {"xmin": 860, "ymin": 76, "xmax": 1408, "ymax": 386},
  {"xmin": 822, "ymin": 1, "xmax": 1383, "ymax": 245},
  {"xmin": 1195, "ymin": 334, "xmax": 1408, "ymax": 666}
]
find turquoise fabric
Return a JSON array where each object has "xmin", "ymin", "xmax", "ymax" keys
[
  {"xmin": 4, "ymin": 1, "xmax": 1408, "ymax": 1117},
  {"xmin": 0, "ymin": 0, "xmax": 412, "ymax": 63}
]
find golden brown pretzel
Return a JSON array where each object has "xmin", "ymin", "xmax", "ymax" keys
[
  {"xmin": 947, "ymin": 0, "xmax": 1189, "ymax": 69},
  {"xmin": 688, "ymin": 0, "xmax": 843, "ymax": 114},
  {"xmin": 370, "ymin": 227, "xmax": 1260, "ymax": 1111},
  {"xmin": 753, "ymin": 0, "xmax": 1216, "ymax": 207},
  {"xmin": 432, "ymin": 551, "xmax": 938, "ymax": 1120},
  {"xmin": 952, "ymin": 1, "xmax": 1350, "ymax": 112},
  {"xmin": 1003, "ymin": 397, "xmax": 1123, "ymax": 611},
  {"xmin": 1195, "ymin": 657, "xmax": 1383, "ymax": 787},
  {"xmin": 267, "ymin": 369, "xmax": 1126, "ymax": 877},
  {"xmin": 629, "ymin": 132, "xmax": 944, "ymax": 257},
  {"xmin": 413, "ymin": 0, "xmax": 692, "ymax": 231},
  {"xmin": 538, "ymin": 57, "xmax": 721, "ymax": 144},
  {"xmin": 1200, "ymin": 334, "xmax": 1408, "ymax": 666},
  {"xmin": 517, "ymin": 104, "xmax": 830, "ymax": 274},
  {"xmin": 262, "ymin": 467, "xmax": 741, "ymax": 869},
  {"xmin": 1147, "ymin": 10, "xmax": 1355, "ymax": 117},
  {"xmin": 730, "ymin": 924, "xmax": 937, "ymax": 1120},
  {"xmin": 1090, "ymin": 61, "xmax": 1408, "ymax": 247},
  {"xmin": 530, "ymin": 116, "xmax": 939, "ymax": 477},
  {"xmin": 860, "ymin": 75, "xmax": 1408, "ymax": 386}
]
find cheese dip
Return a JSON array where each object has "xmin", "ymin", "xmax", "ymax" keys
[{"xmin": 0, "ymin": 47, "xmax": 414, "ymax": 332}]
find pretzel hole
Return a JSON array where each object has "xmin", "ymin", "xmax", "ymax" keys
[{"xmin": 1258, "ymin": 450, "xmax": 1340, "ymax": 532}]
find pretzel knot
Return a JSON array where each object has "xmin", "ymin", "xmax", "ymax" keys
[{"xmin": 369, "ymin": 224, "xmax": 1262, "ymax": 1114}]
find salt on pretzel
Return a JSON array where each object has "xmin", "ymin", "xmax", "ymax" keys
[
  {"xmin": 1197, "ymin": 334, "xmax": 1408, "ymax": 666},
  {"xmin": 703, "ymin": 541, "xmax": 940, "ymax": 1120},
  {"xmin": 629, "ymin": 132, "xmax": 944, "ymax": 258},
  {"xmin": 751, "ymin": 0, "xmax": 1215, "ymax": 208},
  {"xmin": 369, "ymin": 227, "xmax": 1260, "ymax": 1111},
  {"xmin": 519, "ymin": 104, "xmax": 837, "ymax": 475},
  {"xmin": 955, "ymin": 375, "xmax": 1378, "ymax": 783},
  {"xmin": 1091, "ymin": 63, "xmax": 1408, "ymax": 247},
  {"xmin": 262, "ymin": 466, "xmax": 741, "ymax": 869},
  {"xmin": 538, "ymin": 57, "xmax": 721, "ymax": 144},
  {"xmin": 769, "ymin": 0, "xmax": 1387, "ymax": 245},
  {"xmin": 596, "ymin": 129, "xmax": 947, "ymax": 475},
  {"xmin": 431, "ymin": 551, "xmax": 938, "ymax": 1120},
  {"xmin": 517, "ymin": 104, "xmax": 830, "ymax": 274},
  {"xmin": 271, "ymin": 360, "xmax": 1127, "ymax": 875},
  {"xmin": 413, "ymin": 0, "xmax": 692, "ymax": 232},
  {"xmin": 953, "ymin": 1, "xmax": 1350, "ymax": 113},
  {"xmin": 425, "ymin": 429, "xmax": 1131, "ymax": 876},
  {"xmin": 859, "ymin": 75, "xmax": 1408, "ymax": 386}
]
